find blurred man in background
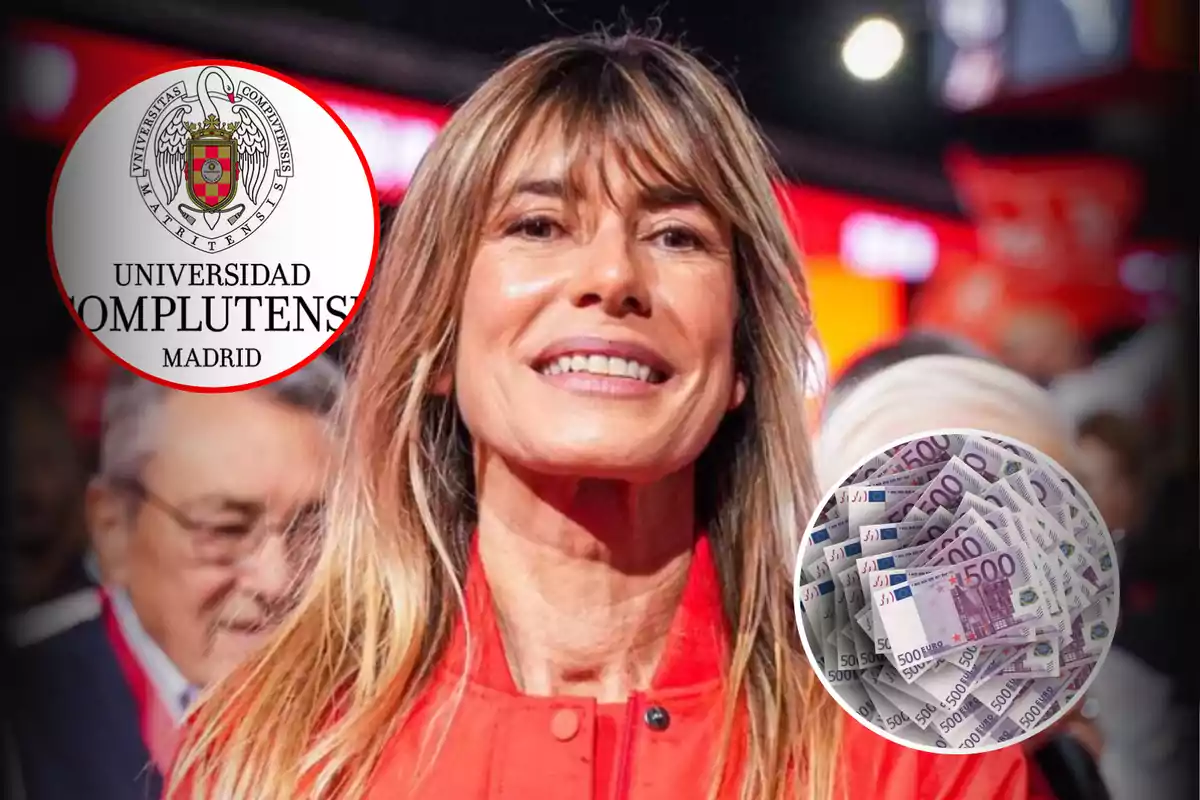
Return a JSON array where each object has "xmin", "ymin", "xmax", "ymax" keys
[
  {"xmin": 8, "ymin": 357, "xmax": 343, "ymax": 800},
  {"xmin": 1074, "ymin": 411, "xmax": 1147, "ymax": 552}
]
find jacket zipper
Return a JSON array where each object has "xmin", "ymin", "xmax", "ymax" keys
[{"xmin": 612, "ymin": 691, "xmax": 642, "ymax": 800}]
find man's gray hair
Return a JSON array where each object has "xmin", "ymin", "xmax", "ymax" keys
[{"xmin": 98, "ymin": 355, "xmax": 345, "ymax": 480}]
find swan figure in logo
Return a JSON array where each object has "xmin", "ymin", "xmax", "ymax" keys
[{"xmin": 153, "ymin": 66, "xmax": 270, "ymax": 227}]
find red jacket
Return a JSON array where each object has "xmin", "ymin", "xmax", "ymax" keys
[{"xmin": 361, "ymin": 534, "xmax": 1058, "ymax": 800}]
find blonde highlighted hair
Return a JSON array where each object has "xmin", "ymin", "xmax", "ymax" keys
[{"xmin": 171, "ymin": 31, "xmax": 842, "ymax": 800}]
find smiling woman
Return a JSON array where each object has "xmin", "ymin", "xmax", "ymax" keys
[
  {"xmin": 168, "ymin": 32, "xmax": 1048, "ymax": 800},
  {"xmin": 456, "ymin": 111, "xmax": 747, "ymax": 483}
]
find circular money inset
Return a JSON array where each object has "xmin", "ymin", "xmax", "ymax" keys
[{"xmin": 794, "ymin": 429, "xmax": 1119, "ymax": 754}]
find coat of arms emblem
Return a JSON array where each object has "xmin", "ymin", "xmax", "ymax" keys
[
  {"xmin": 185, "ymin": 114, "xmax": 241, "ymax": 212},
  {"xmin": 129, "ymin": 66, "xmax": 294, "ymax": 252}
]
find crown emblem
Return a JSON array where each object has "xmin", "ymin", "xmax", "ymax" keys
[{"xmin": 186, "ymin": 114, "xmax": 241, "ymax": 141}]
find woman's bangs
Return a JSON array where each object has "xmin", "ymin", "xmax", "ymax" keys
[{"xmin": 500, "ymin": 67, "xmax": 740, "ymax": 223}]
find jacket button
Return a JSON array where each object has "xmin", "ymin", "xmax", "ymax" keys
[
  {"xmin": 643, "ymin": 705, "xmax": 670, "ymax": 731},
  {"xmin": 550, "ymin": 708, "xmax": 580, "ymax": 741}
]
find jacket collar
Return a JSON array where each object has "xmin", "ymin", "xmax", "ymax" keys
[
  {"xmin": 106, "ymin": 587, "xmax": 196, "ymax": 722},
  {"xmin": 439, "ymin": 532, "xmax": 731, "ymax": 695}
]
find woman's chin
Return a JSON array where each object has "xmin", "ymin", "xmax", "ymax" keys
[{"xmin": 515, "ymin": 444, "xmax": 693, "ymax": 484}]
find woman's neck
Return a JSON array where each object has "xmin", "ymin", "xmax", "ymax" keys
[{"xmin": 475, "ymin": 456, "xmax": 696, "ymax": 703}]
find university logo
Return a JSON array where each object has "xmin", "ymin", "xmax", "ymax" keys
[
  {"xmin": 186, "ymin": 115, "xmax": 240, "ymax": 212},
  {"xmin": 129, "ymin": 66, "xmax": 294, "ymax": 253}
]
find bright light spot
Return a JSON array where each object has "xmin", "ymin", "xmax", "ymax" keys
[
  {"xmin": 938, "ymin": 0, "xmax": 1007, "ymax": 46},
  {"xmin": 16, "ymin": 42, "xmax": 76, "ymax": 121},
  {"xmin": 1119, "ymin": 251, "xmax": 1170, "ymax": 294},
  {"xmin": 842, "ymin": 17, "xmax": 905, "ymax": 81},
  {"xmin": 326, "ymin": 101, "xmax": 438, "ymax": 197},
  {"xmin": 841, "ymin": 212, "xmax": 939, "ymax": 281},
  {"xmin": 942, "ymin": 47, "xmax": 1003, "ymax": 109}
]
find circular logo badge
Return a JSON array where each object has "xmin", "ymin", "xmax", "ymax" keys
[{"xmin": 49, "ymin": 61, "xmax": 378, "ymax": 391}]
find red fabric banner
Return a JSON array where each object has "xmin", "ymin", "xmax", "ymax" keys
[{"xmin": 945, "ymin": 147, "xmax": 1143, "ymax": 288}]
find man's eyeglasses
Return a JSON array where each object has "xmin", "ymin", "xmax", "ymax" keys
[{"xmin": 112, "ymin": 477, "xmax": 323, "ymax": 564}]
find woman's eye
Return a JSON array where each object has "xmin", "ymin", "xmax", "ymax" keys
[
  {"xmin": 507, "ymin": 216, "xmax": 562, "ymax": 240},
  {"xmin": 653, "ymin": 226, "xmax": 705, "ymax": 251}
]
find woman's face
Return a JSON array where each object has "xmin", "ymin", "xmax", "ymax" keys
[{"xmin": 454, "ymin": 129, "xmax": 745, "ymax": 482}]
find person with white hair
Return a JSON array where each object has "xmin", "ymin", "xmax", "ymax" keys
[
  {"xmin": 8, "ymin": 356, "xmax": 343, "ymax": 800},
  {"xmin": 817, "ymin": 352, "xmax": 1079, "ymax": 490}
]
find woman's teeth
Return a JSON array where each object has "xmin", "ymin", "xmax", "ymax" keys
[{"xmin": 539, "ymin": 354, "xmax": 659, "ymax": 383}]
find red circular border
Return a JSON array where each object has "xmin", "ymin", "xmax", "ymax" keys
[{"xmin": 45, "ymin": 58, "xmax": 381, "ymax": 393}]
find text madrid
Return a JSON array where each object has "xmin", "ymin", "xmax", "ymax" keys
[{"xmin": 165, "ymin": 347, "xmax": 264, "ymax": 368}]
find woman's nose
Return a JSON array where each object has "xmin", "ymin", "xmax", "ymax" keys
[{"xmin": 567, "ymin": 228, "xmax": 651, "ymax": 317}]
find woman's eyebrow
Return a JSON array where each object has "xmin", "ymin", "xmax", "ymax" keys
[
  {"xmin": 489, "ymin": 177, "xmax": 566, "ymax": 216},
  {"xmin": 638, "ymin": 184, "xmax": 705, "ymax": 211},
  {"xmin": 498, "ymin": 177, "xmax": 709, "ymax": 216},
  {"xmin": 510, "ymin": 178, "xmax": 566, "ymax": 199}
]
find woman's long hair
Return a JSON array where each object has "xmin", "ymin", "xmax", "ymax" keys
[{"xmin": 171, "ymin": 32, "xmax": 842, "ymax": 800}]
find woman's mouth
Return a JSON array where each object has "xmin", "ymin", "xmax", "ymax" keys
[
  {"xmin": 535, "ymin": 353, "xmax": 666, "ymax": 384},
  {"xmin": 530, "ymin": 337, "xmax": 674, "ymax": 397}
]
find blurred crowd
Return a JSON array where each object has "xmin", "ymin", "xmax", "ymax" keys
[{"xmin": 4, "ymin": 267, "xmax": 1195, "ymax": 800}]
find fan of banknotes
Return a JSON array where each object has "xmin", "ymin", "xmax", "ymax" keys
[{"xmin": 795, "ymin": 431, "xmax": 1119, "ymax": 752}]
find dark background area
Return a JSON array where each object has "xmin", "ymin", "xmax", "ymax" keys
[
  {"xmin": 10, "ymin": 0, "xmax": 1197, "ymax": 376},
  {"xmin": 13, "ymin": 0, "xmax": 1197, "ymax": 226}
]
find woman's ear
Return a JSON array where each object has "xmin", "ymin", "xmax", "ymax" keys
[
  {"xmin": 728, "ymin": 373, "xmax": 747, "ymax": 411},
  {"xmin": 432, "ymin": 372, "xmax": 453, "ymax": 396}
]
